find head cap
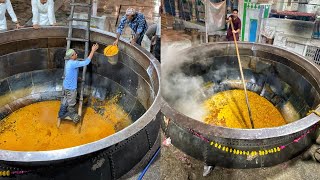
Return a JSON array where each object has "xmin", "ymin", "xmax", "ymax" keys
[
  {"xmin": 126, "ymin": 8, "xmax": 136, "ymax": 16},
  {"xmin": 64, "ymin": 49, "xmax": 75, "ymax": 60}
]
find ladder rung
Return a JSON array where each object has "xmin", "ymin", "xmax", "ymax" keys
[
  {"xmin": 70, "ymin": 3, "xmax": 92, "ymax": 7},
  {"xmin": 66, "ymin": 38, "xmax": 89, "ymax": 42},
  {"xmin": 68, "ymin": 18, "xmax": 90, "ymax": 22}
]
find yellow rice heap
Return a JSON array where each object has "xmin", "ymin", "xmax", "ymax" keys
[
  {"xmin": 0, "ymin": 97, "xmax": 132, "ymax": 151},
  {"xmin": 203, "ymin": 89, "xmax": 286, "ymax": 129}
]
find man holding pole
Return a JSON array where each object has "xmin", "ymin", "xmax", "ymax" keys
[
  {"xmin": 204, "ymin": 9, "xmax": 249, "ymax": 178},
  {"xmin": 226, "ymin": 9, "xmax": 241, "ymax": 41}
]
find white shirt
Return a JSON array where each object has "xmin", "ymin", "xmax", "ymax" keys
[
  {"xmin": 0, "ymin": 0, "xmax": 18, "ymax": 31},
  {"xmin": 32, "ymin": 0, "xmax": 56, "ymax": 26},
  {"xmin": 316, "ymin": 9, "xmax": 320, "ymax": 20}
]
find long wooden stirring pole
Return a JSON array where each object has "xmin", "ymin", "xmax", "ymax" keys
[{"xmin": 230, "ymin": 20, "xmax": 254, "ymax": 129}]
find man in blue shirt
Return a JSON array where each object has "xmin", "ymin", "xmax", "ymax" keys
[
  {"xmin": 113, "ymin": 7, "xmax": 148, "ymax": 46},
  {"xmin": 58, "ymin": 44, "xmax": 99, "ymax": 124}
]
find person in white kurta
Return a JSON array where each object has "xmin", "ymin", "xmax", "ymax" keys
[
  {"xmin": 0, "ymin": 0, "xmax": 22, "ymax": 31},
  {"xmin": 31, "ymin": 0, "xmax": 56, "ymax": 29}
]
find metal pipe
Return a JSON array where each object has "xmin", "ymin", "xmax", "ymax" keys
[{"xmin": 137, "ymin": 147, "xmax": 160, "ymax": 180}]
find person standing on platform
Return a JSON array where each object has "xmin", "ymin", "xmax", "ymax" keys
[{"xmin": 226, "ymin": 9, "xmax": 241, "ymax": 41}]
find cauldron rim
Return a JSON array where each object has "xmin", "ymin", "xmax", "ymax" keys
[
  {"xmin": 162, "ymin": 42, "xmax": 320, "ymax": 140},
  {"xmin": 0, "ymin": 27, "xmax": 162, "ymax": 162}
]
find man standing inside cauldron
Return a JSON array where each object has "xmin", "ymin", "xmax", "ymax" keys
[
  {"xmin": 226, "ymin": 9, "xmax": 241, "ymax": 41},
  {"xmin": 113, "ymin": 7, "xmax": 148, "ymax": 46},
  {"xmin": 57, "ymin": 44, "xmax": 99, "ymax": 124}
]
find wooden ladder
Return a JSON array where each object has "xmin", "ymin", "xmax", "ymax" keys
[{"xmin": 58, "ymin": 0, "xmax": 92, "ymax": 130}]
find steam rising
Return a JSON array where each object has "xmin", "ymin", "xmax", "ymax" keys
[{"xmin": 161, "ymin": 42, "xmax": 208, "ymax": 121}]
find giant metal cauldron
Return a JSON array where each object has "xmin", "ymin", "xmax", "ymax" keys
[
  {"xmin": 161, "ymin": 42, "xmax": 320, "ymax": 168},
  {"xmin": 0, "ymin": 27, "xmax": 161, "ymax": 179}
]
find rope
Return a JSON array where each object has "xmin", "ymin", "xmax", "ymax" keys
[{"xmin": 188, "ymin": 123, "xmax": 320, "ymax": 157}]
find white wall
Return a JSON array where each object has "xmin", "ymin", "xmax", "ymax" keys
[
  {"xmin": 244, "ymin": 8, "xmax": 260, "ymax": 41},
  {"xmin": 264, "ymin": 18, "xmax": 314, "ymax": 38},
  {"xmin": 308, "ymin": 0, "xmax": 320, "ymax": 4},
  {"xmin": 298, "ymin": 4, "xmax": 319, "ymax": 13},
  {"xmin": 73, "ymin": 13, "xmax": 106, "ymax": 30},
  {"xmin": 273, "ymin": 33, "xmax": 307, "ymax": 55},
  {"xmin": 271, "ymin": 0, "xmax": 284, "ymax": 11},
  {"xmin": 239, "ymin": 0, "xmax": 244, "ymax": 40},
  {"xmin": 262, "ymin": 18, "xmax": 315, "ymax": 56}
]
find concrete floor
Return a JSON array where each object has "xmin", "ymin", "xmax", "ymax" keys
[
  {"xmin": 161, "ymin": 28, "xmax": 209, "ymax": 63},
  {"xmin": 125, "ymin": 158, "xmax": 161, "ymax": 180},
  {"xmin": 160, "ymin": 134, "xmax": 320, "ymax": 180},
  {"xmin": 122, "ymin": 131, "xmax": 320, "ymax": 180},
  {"xmin": 161, "ymin": 29, "xmax": 193, "ymax": 65}
]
